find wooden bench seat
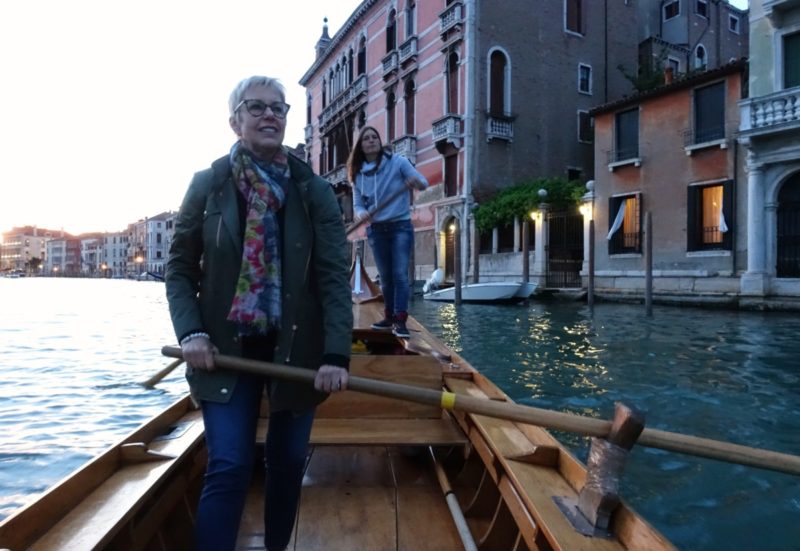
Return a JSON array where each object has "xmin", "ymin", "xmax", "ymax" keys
[
  {"xmin": 20, "ymin": 407, "xmax": 205, "ymax": 551},
  {"xmin": 256, "ymin": 355, "xmax": 467, "ymax": 447}
]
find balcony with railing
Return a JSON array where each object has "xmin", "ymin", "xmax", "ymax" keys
[
  {"xmin": 439, "ymin": 2, "xmax": 463, "ymax": 38},
  {"xmin": 319, "ymin": 74, "xmax": 368, "ymax": 131},
  {"xmin": 392, "ymin": 136, "xmax": 417, "ymax": 163},
  {"xmin": 486, "ymin": 113, "xmax": 514, "ymax": 142},
  {"xmin": 739, "ymin": 87, "xmax": 800, "ymax": 138},
  {"xmin": 432, "ymin": 115, "xmax": 463, "ymax": 143},
  {"xmin": 398, "ymin": 37, "xmax": 418, "ymax": 66},
  {"xmin": 382, "ymin": 51, "xmax": 399, "ymax": 80},
  {"xmin": 683, "ymin": 126, "xmax": 728, "ymax": 154},
  {"xmin": 323, "ymin": 165, "xmax": 348, "ymax": 188}
]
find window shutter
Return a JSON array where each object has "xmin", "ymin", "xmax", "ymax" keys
[{"xmin": 687, "ymin": 186, "xmax": 698, "ymax": 251}]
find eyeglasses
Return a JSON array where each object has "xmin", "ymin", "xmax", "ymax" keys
[{"xmin": 235, "ymin": 99, "xmax": 291, "ymax": 119}]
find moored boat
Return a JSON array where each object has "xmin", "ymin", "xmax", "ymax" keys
[
  {"xmin": 423, "ymin": 281, "xmax": 525, "ymax": 303},
  {"xmin": 0, "ymin": 293, "xmax": 675, "ymax": 550}
]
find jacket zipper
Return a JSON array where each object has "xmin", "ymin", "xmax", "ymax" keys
[
  {"xmin": 215, "ymin": 217, "xmax": 222, "ymax": 248},
  {"xmin": 286, "ymin": 179, "xmax": 313, "ymax": 364}
]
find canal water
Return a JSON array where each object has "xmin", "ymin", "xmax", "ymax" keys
[{"xmin": 1, "ymin": 278, "xmax": 798, "ymax": 550}]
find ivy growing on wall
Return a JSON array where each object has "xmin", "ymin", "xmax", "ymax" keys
[{"xmin": 473, "ymin": 178, "xmax": 586, "ymax": 234}]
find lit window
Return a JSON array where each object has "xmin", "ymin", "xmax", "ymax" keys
[
  {"xmin": 607, "ymin": 194, "xmax": 641, "ymax": 254},
  {"xmin": 688, "ymin": 182, "xmax": 732, "ymax": 251}
]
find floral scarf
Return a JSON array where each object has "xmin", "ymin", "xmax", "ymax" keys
[{"xmin": 227, "ymin": 142, "xmax": 290, "ymax": 335}]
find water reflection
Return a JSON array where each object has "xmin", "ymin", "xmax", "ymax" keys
[{"xmin": 410, "ymin": 299, "xmax": 800, "ymax": 551}]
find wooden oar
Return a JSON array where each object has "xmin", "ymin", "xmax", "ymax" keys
[
  {"xmin": 161, "ymin": 346, "xmax": 800, "ymax": 476},
  {"xmin": 345, "ymin": 186, "xmax": 410, "ymax": 236},
  {"xmin": 140, "ymin": 358, "xmax": 184, "ymax": 388}
]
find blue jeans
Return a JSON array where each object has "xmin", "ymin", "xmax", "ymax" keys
[
  {"xmin": 368, "ymin": 219, "xmax": 414, "ymax": 316},
  {"xmin": 194, "ymin": 372, "xmax": 314, "ymax": 551}
]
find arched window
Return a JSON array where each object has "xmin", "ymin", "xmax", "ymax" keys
[
  {"xmin": 386, "ymin": 9, "xmax": 397, "ymax": 52},
  {"xmin": 404, "ymin": 79, "xmax": 416, "ymax": 134},
  {"xmin": 694, "ymin": 44, "xmax": 707, "ymax": 70},
  {"xmin": 322, "ymin": 78, "xmax": 327, "ymax": 107},
  {"xmin": 306, "ymin": 94, "xmax": 312, "ymax": 126},
  {"xmin": 357, "ymin": 36, "xmax": 366, "ymax": 75},
  {"xmin": 347, "ymin": 48, "xmax": 354, "ymax": 84},
  {"xmin": 387, "ymin": 90, "xmax": 396, "ymax": 142},
  {"xmin": 489, "ymin": 49, "xmax": 509, "ymax": 115},
  {"xmin": 406, "ymin": 1, "xmax": 416, "ymax": 37},
  {"xmin": 446, "ymin": 52, "xmax": 459, "ymax": 113}
]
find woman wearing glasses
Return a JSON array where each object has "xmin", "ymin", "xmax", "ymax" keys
[
  {"xmin": 348, "ymin": 126, "xmax": 428, "ymax": 338},
  {"xmin": 166, "ymin": 76, "xmax": 352, "ymax": 551}
]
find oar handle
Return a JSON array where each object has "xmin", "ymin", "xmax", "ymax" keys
[{"xmin": 160, "ymin": 346, "xmax": 800, "ymax": 477}]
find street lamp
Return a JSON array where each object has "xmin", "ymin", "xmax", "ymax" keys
[{"xmin": 101, "ymin": 263, "xmax": 108, "ymax": 278}]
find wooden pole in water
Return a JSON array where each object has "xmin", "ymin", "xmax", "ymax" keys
[
  {"xmin": 162, "ymin": 346, "xmax": 800, "ymax": 477},
  {"xmin": 522, "ymin": 218, "xmax": 530, "ymax": 284},
  {"xmin": 454, "ymin": 218, "xmax": 462, "ymax": 305},
  {"xmin": 644, "ymin": 211, "xmax": 653, "ymax": 317},
  {"xmin": 588, "ymin": 219, "xmax": 595, "ymax": 308}
]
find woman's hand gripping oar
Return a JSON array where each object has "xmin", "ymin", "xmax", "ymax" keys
[
  {"xmin": 161, "ymin": 346, "xmax": 800, "ymax": 477},
  {"xmin": 345, "ymin": 186, "xmax": 411, "ymax": 236}
]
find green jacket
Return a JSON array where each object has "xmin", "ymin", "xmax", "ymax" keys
[{"xmin": 166, "ymin": 152, "xmax": 353, "ymax": 412}]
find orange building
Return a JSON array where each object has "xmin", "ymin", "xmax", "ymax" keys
[{"xmin": 588, "ymin": 60, "xmax": 748, "ymax": 303}]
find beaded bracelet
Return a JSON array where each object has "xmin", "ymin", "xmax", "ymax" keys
[{"xmin": 180, "ymin": 331, "xmax": 210, "ymax": 346}]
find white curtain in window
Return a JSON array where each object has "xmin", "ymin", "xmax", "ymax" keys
[
  {"xmin": 719, "ymin": 209, "xmax": 728, "ymax": 233},
  {"xmin": 607, "ymin": 201, "xmax": 626, "ymax": 240}
]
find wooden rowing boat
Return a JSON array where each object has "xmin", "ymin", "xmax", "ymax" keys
[{"xmin": 0, "ymin": 270, "xmax": 675, "ymax": 550}]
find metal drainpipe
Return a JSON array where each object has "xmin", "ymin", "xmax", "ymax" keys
[{"xmin": 463, "ymin": 0, "xmax": 477, "ymax": 283}]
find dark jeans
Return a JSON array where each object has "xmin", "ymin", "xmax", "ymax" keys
[
  {"xmin": 194, "ymin": 371, "xmax": 314, "ymax": 551},
  {"xmin": 368, "ymin": 219, "xmax": 414, "ymax": 316}
]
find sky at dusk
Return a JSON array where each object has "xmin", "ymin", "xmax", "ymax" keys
[{"xmin": 1, "ymin": 0, "xmax": 749, "ymax": 236}]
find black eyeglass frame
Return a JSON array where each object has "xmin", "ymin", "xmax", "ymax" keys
[{"xmin": 234, "ymin": 99, "xmax": 291, "ymax": 119}]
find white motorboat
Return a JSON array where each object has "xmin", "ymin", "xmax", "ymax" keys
[{"xmin": 423, "ymin": 281, "xmax": 525, "ymax": 303}]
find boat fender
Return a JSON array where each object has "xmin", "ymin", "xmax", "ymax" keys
[{"xmin": 423, "ymin": 268, "xmax": 445, "ymax": 294}]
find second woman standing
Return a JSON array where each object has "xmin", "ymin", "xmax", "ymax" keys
[{"xmin": 348, "ymin": 126, "xmax": 428, "ymax": 338}]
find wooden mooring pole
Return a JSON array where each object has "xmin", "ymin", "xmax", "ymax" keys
[{"xmin": 644, "ymin": 211, "xmax": 653, "ymax": 317}]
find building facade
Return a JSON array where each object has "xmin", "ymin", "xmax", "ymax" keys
[
  {"xmin": 738, "ymin": 0, "xmax": 800, "ymax": 300},
  {"xmin": 300, "ymin": 0, "xmax": 641, "ymax": 283},
  {"xmin": 102, "ymin": 231, "xmax": 129, "ymax": 278},
  {"xmin": 301, "ymin": 0, "xmax": 749, "ymax": 287},
  {"xmin": 589, "ymin": 60, "xmax": 747, "ymax": 303},
  {"xmin": 0, "ymin": 226, "xmax": 60, "ymax": 273},
  {"xmin": 637, "ymin": 0, "xmax": 749, "ymax": 77}
]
